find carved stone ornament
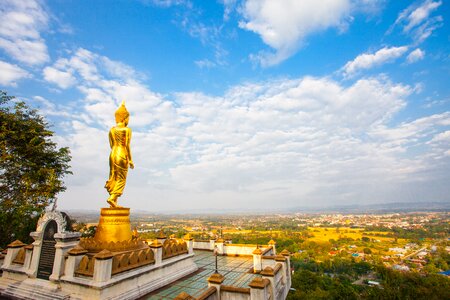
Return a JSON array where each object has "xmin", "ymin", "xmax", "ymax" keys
[{"xmin": 36, "ymin": 211, "xmax": 68, "ymax": 233}]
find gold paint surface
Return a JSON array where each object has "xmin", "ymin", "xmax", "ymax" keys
[
  {"xmin": 111, "ymin": 248, "xmax": 155, "ymax": 275},
  {"xmin": 105, "ymin": 101, "xmax": 134, "ymax": 208},
  {"xmin": 162, "ymin": 239, "xmax": 188, "ymax": 259},
  {"xmin": 94, "ymin": 207, "xmax": 133, "ymax": 243}
]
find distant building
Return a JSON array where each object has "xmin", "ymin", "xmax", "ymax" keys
[
  {"xmin": 417, "ymin": 251, "xmax": 428, "ymax": 257},
  {"xmin": 389, "ymin": 247, "xmax": 407, "ymax": 253},
  {"xmin": 393, "ymin": 264, "xmax": 410, "ymax": 271}
]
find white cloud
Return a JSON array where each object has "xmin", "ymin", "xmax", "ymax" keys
[
  {"xmin": 401, "ymin": 0, "xmax": 441, "ymax": 32},
  {"xmin": 43, "ymin": 51, "xmax": 449, "ymax": 211},
  {"xmin": 342, "ymin": 46, "xmax": 408, "ymax": 77},
  {"xmin": 406, "ymin": 48, "xmax": 425, "ymax": 63},
  {"xmin": 31, "ymin": 95, "xmax": 74, "ymax": 119},
  {"xmin": 238, "ymin": 0, "xmax": 385, "ymax": 67},
  {"xmin": 0, "ymin": 60, "xmax": 30, "ymax": 86},
  {"xmin": 101, "ymin": 56, "xmax": 145, "ymax": 81},
  {"xmin": 391, "ymin": 0, "xmax": 443, "ymax": 44},
  {"xmin": 43, "ymin": 51, "xmax": 148, "ymax": 90},
  {"xmin": 195, "ymin": 59, "xmax": 216, "ymax": 69},
  {"xmin": 150, "ymin": 1, "xmax": 229, "ymax": 68},
  {"xmin": 44, "ymin": 48, "xmax": 163, "ymax": 128},
  {"xmin": 239, "ymin": 0, "xmax": 353, "ymax": 66},
  {"xmin": 180, "ymin": 12, "xmax": 229, "ymax": 67},
  {"xmin": 429, "ymin": 130, "xmax": 450, "ymax": 143},
  {"xmin": 43, "ymin": 66, "xmax": 76, "ymax": 89},
  {"xmin": 219, "ymin": 0, "xmax": 237, "ymax": 21},
  {"xmin": 411, "ymin": 15, "xmax": 443, "ymax": 44},
  {"xmin": 0, "ymin": 0, "xmax": 49, "ymax": 65},
  {"xmin": 145, "ymin": 0, "xmax": 191, "ymax": 7}
]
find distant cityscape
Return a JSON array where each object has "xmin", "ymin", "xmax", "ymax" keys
[{"xmin": 71, "ymin": 208, "xmax": 449, "ymax": 279}]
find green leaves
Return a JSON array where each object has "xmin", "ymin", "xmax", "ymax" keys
[{"xmin": 0, "ymin": 91, "xmax": 72, "ymax": 247}]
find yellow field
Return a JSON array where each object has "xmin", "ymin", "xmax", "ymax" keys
[
  {"xmin": 222, "ymin": 230, "xmax": 284, "ymax": 235},
  {"xmin": 306, "ymin": 227, "xmax": 364, "ymax": 242},
  {"xmin": 305, "ymin": 227, "xmax": 406, "ymax": 245},
  {"xmin": 188, "ymin": 227, "xmax": 408, "ymax": 254}
]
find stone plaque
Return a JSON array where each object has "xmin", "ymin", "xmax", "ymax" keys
[{"xmin": 37, "ymin": 220, "xmax": 57, "ymax": 280}]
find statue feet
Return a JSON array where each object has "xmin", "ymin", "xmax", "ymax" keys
[
  {"xmin": 107, "ymin": 195, "xmax": 122, "ymax": 208},
  {"xmin": 107, "ymin": 198, "xmax": 116, "ymax": 207}
]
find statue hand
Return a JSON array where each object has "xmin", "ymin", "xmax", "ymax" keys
[{"xmin": 129, "ymin": 161, "xmax": 134, "ymax": 169}]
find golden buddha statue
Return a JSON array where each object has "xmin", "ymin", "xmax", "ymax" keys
[{"xmin": 105, "ymin": 101, "xmax": 134, "ymax": 208}]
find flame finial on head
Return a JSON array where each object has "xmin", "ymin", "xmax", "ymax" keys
[{"xmin": 115, "ymin": 100, "xmax": 129, "ymax": 123}]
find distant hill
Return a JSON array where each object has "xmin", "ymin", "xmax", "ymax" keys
[
  {"xmin": 290, "ymin": 201, "xmax": 450, "ymax": 214},
  {"xmin": 64, "ymin": 201, "xmax": 449, "ymax": 217}
]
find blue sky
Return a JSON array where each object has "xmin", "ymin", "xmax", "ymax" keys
[{"xmin": 0, "ymin": 0, "xmax": 449, "ymax": 212}]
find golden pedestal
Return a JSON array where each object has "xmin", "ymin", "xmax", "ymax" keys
[
  {"xmin": 94, "ymin": 207, "xmax": 132, "ymax": 243},
  {"xmin": 79, "ymin": 207, "xmax": 146, "ymax": 252}
]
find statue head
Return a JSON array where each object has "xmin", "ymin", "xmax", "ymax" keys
[{"xmin": 115, "ymin": 100, "xmax": 129, "ymax": 124}]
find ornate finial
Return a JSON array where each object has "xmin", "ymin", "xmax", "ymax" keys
[
  {"xmin": 252, "ymin": 247, "xmax": 263, "ymax": 255},
  {"xmin": 157, "ymin": 230, "xmax": 166, "ymax": 239},
  {"xmin": 115, "ymin": 100, "xmax": 129, "ymax": 123}
]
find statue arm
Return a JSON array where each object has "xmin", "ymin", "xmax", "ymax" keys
[
  {"xmin": 126, "ymin": 128, "xmax": 134, "ymax": 169},
  {"xmin": 108, "ymin": 129, "xmax": 113, "ymax": 148}
]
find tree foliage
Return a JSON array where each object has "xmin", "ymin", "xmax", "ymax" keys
[
  {"xmin": 288, "ymin": 258, "xmax": 450, "ymax": 300},
  {"xmin": 0, "ymin": 91, "xmax": 71, "ymax": 247}
]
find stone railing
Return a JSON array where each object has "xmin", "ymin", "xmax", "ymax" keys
[
  {"xmin": 74, "ymin": 247, "xmax": 156, "ymax": 278},
  {"xmin": 0, "ymin": 250, "xmax": 5, "ymax": 270},
  {"xmin": 12, "ymin": 247, "xmax": 25, "ymax": 265},
  {"xmin": 196, "ymin": 286, "xmax": 218, "ymax": 300},
  {"xmin": 193, "ymin": 239, "xmax": 275, "ymax": 257},
  {"xmin": 75, "ymin": 254, "xmax": 95, "ymax": 277},
  {"xmin": 112, "ymin": 248, "xmax": 154, "ymax": 275},
  {"xmin": 274, "ymin": 264, "xmax": 284, "ymax": 300},
  {"xmin": 61, "ymin": 237, "xmax": 197, "ymax": 299},
  {"xmin": 66, "ymin": 237, "xmax": 193, "ymax": 284},
  {"xmin": 261, "ymin": 246, "xmax": 273, "ymax": 255},
  {"xmin": 1, "ymin": 240, "xmax": 33, "ymax": 272},
  {"xmin": 1, "ymin": 232, "xmax": 81, "ymax": 283},
  {"xmin": 193, "ymin": 240, "xmax": 212, "ymax": 250},
  {"xmin": 220, "ymin": 285, "xmax": 251, "ymax": 299},
  {"xmin": 162, "ymin": 239, "xmax": 188, "ymax": 260}
]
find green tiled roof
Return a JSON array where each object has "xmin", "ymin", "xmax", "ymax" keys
[{"xmin": 143, "ymin": 250, "xmax": 258, "ymax": 299}]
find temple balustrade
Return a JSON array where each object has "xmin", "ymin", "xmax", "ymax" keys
[
  {"xmin": 111, "ymin": 247, "xmax": 155, "ymax": 275},
  {"xmin": 162, "ymin": 239, "xmax": 188, "ymax": 260},
  {"xmin": 12, "ymin": 248, "xmax": 25, "ymax": 265},
  {"xmin": 75, "ymin": 255, "xmax": 95, "ymax": 277},
  {"xmin": 0, "ymin": 240, "xmax": 34, "ymax": 277},
  {"xmin": 193, "ymin": 239, "xmax": 273, "ymax": 256},
  {"xmin": 69, "ymin": 237, "xmax": 190, "ymax": 281}
]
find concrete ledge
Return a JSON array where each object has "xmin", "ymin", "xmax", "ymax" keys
[
  {"xmin": 197, "ymin": 286, "xmax": 217, "ymax": 300},
  {"xmin": 221, "ymin": 285, "xmax": 250, "ymax": 294},
  {"xmin": 59, "ymin": 252, "xmax": 198, "ymax": 300}
]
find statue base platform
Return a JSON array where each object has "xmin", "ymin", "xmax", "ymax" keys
[
  {"xmin": 59, "ymin": 252, "xmax": 198, "ymax": 300},
  {"xmin": 79, "ymin": 207, "xmax": 146, "ymax": 252},
  {"xmin": 0, "ymin": 210, "xmax": 198, "ymax": 300},
  {"xmin": 95, "ymin": 207, "xmax": 132, "ymax": 243}
]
